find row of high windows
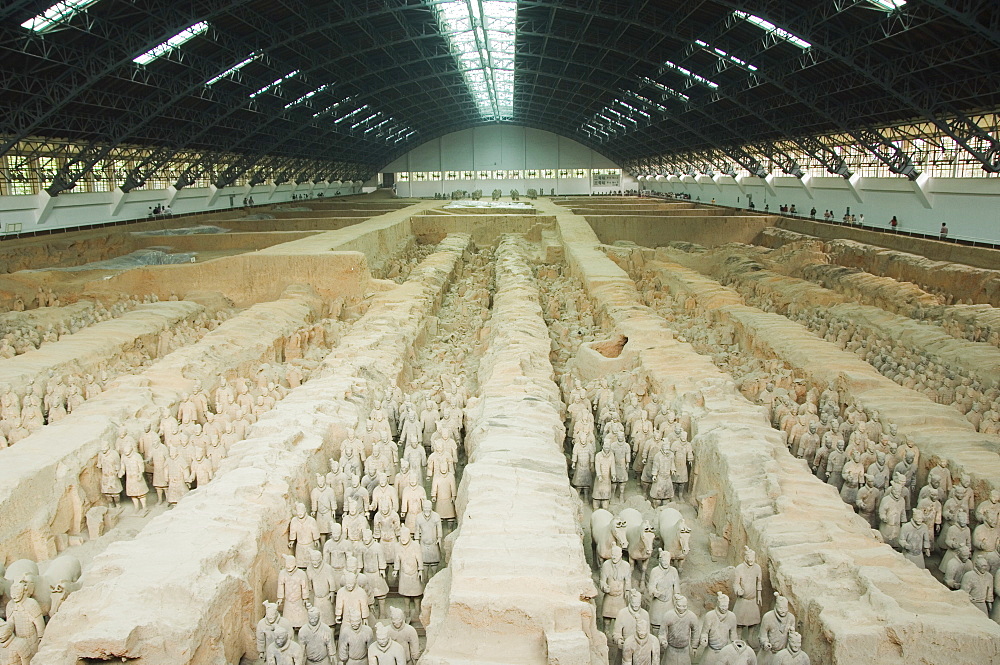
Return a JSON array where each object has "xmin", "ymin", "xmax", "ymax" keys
[
  {"xmin": 0, "ymin": 139, "xmax": 358, "ymax": 196},
  {"xmin": 655, "ymin": 119, "xmax": 1000, "ymax": 180},
  {"xmin": 397, "ymin": 168, "xmax": 620, "ymax": 182}
]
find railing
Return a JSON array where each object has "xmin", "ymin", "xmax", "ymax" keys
[
  {"xmin": 0, "ymin": 195, "xmax": 351, "ymax": 242},
  {"xmin": 763, "ymin": 209, "xmax": 1000, "ymax": 250},
  {"xmin": 638, "ymin": 190, "xmax": 1000, "ymax": 249}
]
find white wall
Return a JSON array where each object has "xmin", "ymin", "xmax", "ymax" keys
[
  {"xmin": 642, "ymin": 174, "xmax": 1000, "ymax": 244},
  {"xmin": 0, "ymin": 181, "xmax": 363, "ymax": 235},
  {"xmin": 384, "ymin": 125, "xmax": 627, "ymax": 197}
]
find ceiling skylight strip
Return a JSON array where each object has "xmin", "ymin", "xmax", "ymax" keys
[
  {"xmin": 133, "ymin": 21, "xmax": 209, "ymax": 65},
  {"xmin": 626, "ymin": 91, "xmax": 670, "ymax": 114},
  {"xmin": 284, "ymin": 83, "xmax": 334, "ymax": 109},
  {"xmin": 430, "ymin": 0, "xmax": 517, "ymax": 121},
  {"xmin": 206, "ymin": 52, "xmax": 261, "ymax": 86},
  {"xmin": 694, "ymin": 39, "xmax": 759, "ymax": 72},
  {"xmin": 351, "ymin": 112, "xmax": 381, "ymax": 130},
  {"xmin": 334, "ymin": 104, "xmax": 370, "ymax": 124},
  {"xmin": 733, "ymin": 11, "xmax": 811, "ymax": 49},
  {"xmin": 249, "ymin": 70, "xmax": 300, "ymax": 98},
  {"xmin": 364, "ymin": 119, "xmax": 391, "ymax": 134},
  {"xmin": 639, "ymin": 77, "xmax": 690, "ymax": 102},
  {"xmin": 313, "ymin": 96, "xmax": 353, "ymax": 118},
  {"xmin": 617, "ymin": 101, "xmax": 650, "ymax": 118},
  {"xmin": 21, "ymin": 0, "xmax": 102, "ymax": 33},
  {"xmin": 661, "ymin": 60, "xmax": 719, "ymax": 90},
  {"xmin": 868, "ymin": 0, "xmax": 906, "ymax": 10}
]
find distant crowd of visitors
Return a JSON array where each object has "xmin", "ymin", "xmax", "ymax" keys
[{"xmin": 147, "ymin": 204, "xmax": 172, "ymax": 217}]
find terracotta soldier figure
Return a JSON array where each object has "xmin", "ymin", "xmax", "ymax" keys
[
  {"xmin": 298, "ymin": 606, "xmax": 334, "ymax": 665},
  {"xmin": 658, "ymin": 593, "xmax": 700, "ymax": 665},
  {"xmin": 758, "ymin": 594, "xmax": 795, "ymax": 665},
  {"xmin": 276, "ymin": 554, "xmax": 310, "ymax": 629},
  {"xmin": 699, "ymin": 592, "xmax": 738, "ymax": 665},
  {"xmin": 257, "ymin": 601, "xmax": 293, "ymax": 661},
  {"xmin": 366, "ymin": 623, "xmax": 407, "ymax": 665},
  {"xmin": 733, "ymin": 547, "xmax": 762, "ymax": 641}
]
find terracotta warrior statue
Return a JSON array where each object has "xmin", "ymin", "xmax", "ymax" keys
[
  {"xmin": 657, "ymin": 593, "xmax": 699, "ymax": 665},
  {"xmin": 732, "ymin": 547, "xmax": 762, "ymax": 641}
]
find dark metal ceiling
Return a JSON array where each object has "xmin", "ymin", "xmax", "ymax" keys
[{"xmin": 1, "ymin": 0, "xmax": 999, "ymax": 193}]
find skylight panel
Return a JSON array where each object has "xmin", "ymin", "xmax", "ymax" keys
[
  {"xmin": 351, "ymin": 112, "xmax": 381, "ymax": 130},
  {"xmin": 617, "ymin": 101, "xmax": 650, "ymax": 118},
  {"xmin": 626, "ymin": 91, "xmax": 670, "ymax": 114},
  {"xmin": 868, "ymin": 0, "xmax": 906, "ymax": 9},
  {"xmin": 661, "ymin": 60, "xmax": 719, "ymax": 90},
  {"xmin": 206, "ymin": 52, "xmax": 261, "ymax": 86},
  {"xmin": 133, "ymin": 21, "xmax": 209, "ymax": 65},
  {"xmin": 313, "ymin": 97, "xmax": 352, "ymax": 118},
  {"xmin": 733, "ymin": 11, "xmax": 811, "ymax": 49},
  {"xmin": 364, "ymin": 119, "xmax": 391, "ymax": 134},
  {"xmin": 694, "ymin": 39, "xmax": 759, "ymax": 72},
  {"xmin": 639, "ymin": 76, "xmax": 690, "ymax": 102},
  {"xmin": 334, "ymin": 104, "xmax": 369, "ymax": 124},
  {"xmin": 249, "ymin": 70, "xmax": 300, "ymax": 99},
  {"xmin": 284, "ymin": 83, "xmax": 334, "ymax": 109},
  {"xmin": 431, "ymin": 0, "xmax": 517, "ymax": 121},
  {"xmin": 21, "ymin": 0, "xmax": 102, "ymax": 33}
]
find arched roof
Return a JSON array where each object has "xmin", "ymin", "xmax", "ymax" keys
[{"xmin": 2, "ymin": 0, "xmax": 998, "ymax": 192}]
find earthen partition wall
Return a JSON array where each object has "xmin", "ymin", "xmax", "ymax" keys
[{"xmin": 542, "ymin": 199, "xmax": 1000, "ymax": 665}]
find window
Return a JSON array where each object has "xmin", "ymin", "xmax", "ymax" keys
[
  {"xmin": 693, "ymin": 40, "xmax": 758, "ymax": 72},
  {"xmin": 476, "ymin": 171, "xmax": 491, "ymax": 180},
  {"xmin": 429, "ymin": 172, "xmax": 442, "ymax": 181},
  {"xmin": 430, "ymin": 0, "xmax": 517, "ymax": 120},
  {"xmin": 541, "ymin": 169, "xmax": 555, "ymax": 178},
  {"xmin": 38, "ymin": 157, "xmax": 61, "ymax": 190},
  {"xmin": 133, "ymin": 21, "xmax": 210, "ymax": 66},
  {"xmin": 574, "ymin": 169, "xmax": 588, "ymax": 178},
  {"xmin": 284, "ymin": 83, "xmax": 334, "ymax": 109},
  {"xmin": 461, "ymin": 171, "xmax": 474, "ymax": 180},
  {"xmin": 250, "ymin": 70, "xmax": 300, "ymax": 99},
  {"xmin": 4, "ymin": 156, "xmax": 36, "ymax": 196},
  {"xmin": 206, "ymin": 52, "xmax": 261, "ymax": 86},
  {"xmin": 21, "ymin": 0, "xmax": 103, "ymax": 34},
  {"xmin": 444, "ymin": 171, "xmax": 458, "ymax": 180},
  {"xmin": 733, "ymin": 11, "xmax": 811, "ymax": 49},
  {"xmin": 661, "ymin": 60, "xmax": 719, "ymax": 90},
  {"xmin": 868, "ymin": 0, "xmax": 906, "ymax": 10},
  {"xmin": 89, "ymin": 160, "xmax": 114, "ymax": 192},
  {"xmin": 396, "ymin": 172, "xmax": 410, "ymax": 182},
  {"xmin": 592, "ymin": 169, "xmax": 621, "ymax": 187}
]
